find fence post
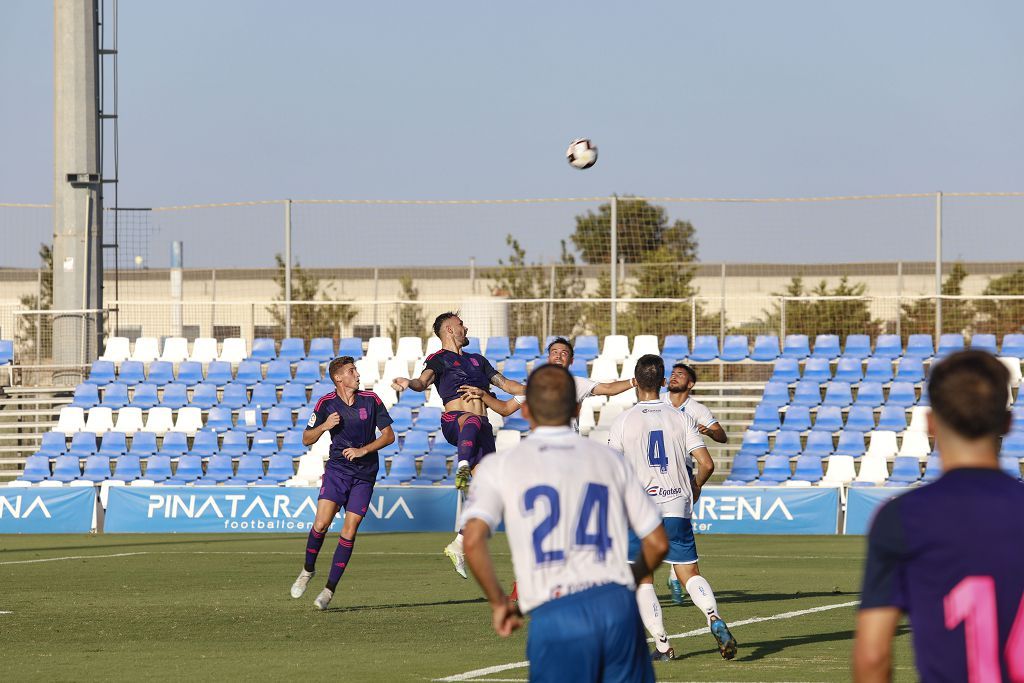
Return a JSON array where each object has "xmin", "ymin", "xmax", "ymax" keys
[
  {"xmin": 610, "ymin": 195, "xmax": 618, "ymax": 335},
  {"xmin": 690, "ymin": 299, "xmax": 696, "ymax": 342},
  {"xmin": 35, "ymin": 268, "xmax": 42, "ymax": 365},
  {"xmin": 547, "ymin": 263, "xmax": 556, "ymax": 341},
  {"xmin": 934, "ymin": 191, "xmax": 943, "ymax": 338},
  {"xmin": 284, "ymin": 199, "xmax": 293, "ymax": 339},
  {"xmin": 895, "ymin": 261, "xmax": 902, "ymax": 338},
  {"xmin": 373, "ymin": 267, "xmax": 379, "ymax": 335},
  {"xmin": 719, "ymin": 263, "xmax": 726, "ymax": 348},
  {"xmin": 780, "ymin": 298, "xmax": 786, "ymax": 339},
  {"xmin": 210, "ymin": 269, "xmax": 216, "ymax": 336}
]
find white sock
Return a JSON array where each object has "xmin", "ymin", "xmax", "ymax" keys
[
  {"xmin": 636, "ymin": 583, "xmax": 670, "ymax": 652},
  {"xmin": 685, "ymin": 575, "xmax": 720, "ymax": 625},
  {"xmin": 452, "ymin": 533, "xmax": 464, "ymax": 550},
  {"xmin": 457, "ymin": 459, "xmax": 470, "ymax": 471}
]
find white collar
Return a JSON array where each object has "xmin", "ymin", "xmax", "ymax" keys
[{"xmin": 531, "ymin": 425, "xmax": 575, "ymax": 437}]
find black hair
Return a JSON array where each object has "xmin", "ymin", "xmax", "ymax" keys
[
  {"xmin": 432, "ymin": 312, "xmax": 459, "ymax": 339},
  {"xmin": 928, "ymin": 350, "xmax": 1010, "ymax": 440},
  {"xmin": 328, "ymin": 356, "xmax": 356, "ymax": 379},
  {"xmin": 635, "ymin": 354, "xmax": 666, "ymax": 392},
  {"xmin": 547, "ymin": 337, "xmax": 574, "ymax": 359}
]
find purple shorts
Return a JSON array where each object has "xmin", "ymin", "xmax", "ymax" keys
[
  {"xmin": 440, "ymin": 411, "xmax": 496, "ymax": 469},
  {"xmin": 319, "ymin": 465, "xmax": 374, "ymax": 517}
]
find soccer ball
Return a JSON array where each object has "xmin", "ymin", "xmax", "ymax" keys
[{"xmin": 566, "ymin": 138, "xmax": 598, "ymax": 170}]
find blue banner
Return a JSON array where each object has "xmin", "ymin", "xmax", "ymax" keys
[
  {"xmin": 844, "ymin": 487, "xmax": 912, "ymax": 535},
  {"xmin": 104, "ymin": 486, "xmax": 459, "ymax": 533},
  {"xmin": 0, "ymin": 487, "xmax": 96, "ymax": 534},
  {"xmin": 691, "ymin": 486, "xmax": 839, "ymax": 535}
]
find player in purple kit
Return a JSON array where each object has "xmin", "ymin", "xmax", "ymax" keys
[
  {"xmin": 391, "ymin": 312, "xmax": 525, "ymax": 578},
  {"xmin": 289, "ymin": 356, "xmax": 396, "ymax": 610},
  {"xmin": 853, "ymin": 351, "xmax": 1024, "ymax": 682}
]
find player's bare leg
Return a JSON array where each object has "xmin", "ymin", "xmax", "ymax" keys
[
  {"xmin": 315, "ymin": 510, "xmax": 365, "ymax": 610},
  {"xmin": 636, "ymin": 574, "xmax": 674, "ymax": 660},
  {"xmin": 292, "ymin": 499, "xmax": 340, "ymax": 598},
  {"xmin": 445, "ymin": 414, "xmax": 487, "ymax": 579},
  {"xmin": 673, "ymin": 562, "xmax": 737, "ymax": 659}
]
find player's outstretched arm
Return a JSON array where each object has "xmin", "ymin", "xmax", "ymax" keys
[
  {"xmin": 459, "ymin": 385, "xmax": 520, "ymax": 417},
  {"xmin": 852, "ymin": 608, "xmax": 900, "ymax": 682},
  {"xmin": 490, "ymin": 372, "xmax": 525, "ymax": 396},
  {"xmin": 342, "ymin": 426, "xmax": 396, "ymax": 461},
  {"xmin": 463, "ymin": 518, "xmax": 522, "ymax": 637},
  {"xmin": 631, "ymin": 524, "xmax": 669, "ymax": 584},
  {"xmin": 391, "ymin": 368, "xmax": 435, "ymax": 393},
  {"xmin": 591, "ymin": 378, "xmax": 635, "ymax": 397}
]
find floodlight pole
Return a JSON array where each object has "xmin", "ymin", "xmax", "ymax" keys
[
  {"xmin": 610, "ymin": 195, "xmax": 618, "ymax": 335},
  {"xmin": 934, "ymin": 191, "xmax": 943, "ymax": 339},
  {"xmin": 284, "ymin": 199, "xmax": 292, "ymax": 339}
]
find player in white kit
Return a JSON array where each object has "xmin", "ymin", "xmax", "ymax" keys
[
  {"xmin": 461, "ymin": 364, "xmax": 669, "ymax": 683},
  {"xmin": 610, "ymin": 354, "xmax": 738, "ymax": 661}
]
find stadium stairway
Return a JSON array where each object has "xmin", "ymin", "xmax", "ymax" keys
[{"xmin": 0, "ymin": 385, "xmax": 74, "ymax": 481}]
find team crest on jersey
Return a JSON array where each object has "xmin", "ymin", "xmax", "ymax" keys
[
  {"xmin": 307, "ymin": 414, "xmax": 317, "ymax": 428},
  {"xmin": 453, "ymin": 360, "xmax": 461, "ymax": 366},
  {"xmin": 359, "ymin": 408, "xmax": 368, "ymax": 420},
  {"xmin": 469, "ymin": 357, "xmax": 479, "ymax": 366}
]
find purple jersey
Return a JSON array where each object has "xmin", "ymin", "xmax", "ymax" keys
[
  {"xmin": 860, "ymin": 468, "xmax": 1024, "ymax": 683},
  {"xmin": 307, "ymin": 391, "xmax": 393, "ymax": 482},
  {"xmin": 423, "ymin": 349, "xmax": 498, "ymax": 404}
]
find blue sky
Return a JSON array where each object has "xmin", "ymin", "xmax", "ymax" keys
[{"xmin": 2, "ymin": 0, "xmax": 1022, "ymax": 267}]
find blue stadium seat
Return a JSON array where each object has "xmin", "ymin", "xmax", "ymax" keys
[
  {"xmin": 502, "ymin": 359, "xmax": 528, "ymax": 383},
  {"xmin": 689, "ymin": 336, "xmax": 719, "ymax": 363},
  {"xmin": 158, "ymin": 432, "xmax": 188, "ymax": 457},
  {"xmin": 50, "ymin": 454, "xmax": 82, "ymax": 482},
  {"xmin": 250, "ymin": 338, "xmax": 277, "ymax": 363},
  {"xmin": 389, "ymin": 406, "xmax": 413, "ymax": 433},
  {"xmin": 999, "ymin": 456, "xmax": 1021, "ymax": 480},
  {"xmin": 484, "ymin": 337, "xmax": 511, "ymax": 364},
  {"xmin": 722, "ymin": 454, "xmax": 759, "ymax": 486},
  {"xmin": 204, "ymin": 361, "xmax": 233, "ymax": 387},
  {"xmin": 750, "ymin": 335, "xmax": 781, "ymax": 362},
  {"xmin": 758, "ymin": 454, "xmax": 792, "ymax": 484},
  {"xmin": 220, "ymin": 383, "xmax": 249, "ymax": 410},
  {"xmin": 111, "ymin": 454, "xmax": 142, "ymax": 482},
  {"xmin": 1001, "ymin": 334, "xmax": 1024, "ymax": 358},
  {"xmin": 969, "ymin": 334, "xmax": 997, "ymax": 354},
  {"xmin": 37, "ymin": 431, "xmax": 68, "ymax": 458},
  {"xmin": 854, "ymin": 381, "xmax": 885, "ymax": 408},
  {"xmin": 400, "ymin": 430, "xmax": 431, "ymax": 457},
  {"xmin": 167, "ymin": 455, "xmax": 203, "ymax": 484},
  {"xmin": 69, "ymin": 431, "xmax": 98, "ymax": 456},
  {"xmin": 504, "ymin": 415, "xmax": 531, "ymax": 432},
  {"xmin": 18, "ymin": 454, "xmax": 51, "ymax": 483},
  {"xmin": 176, "ymin": 361, "xmax": 205, "ymax": 387},
  {"xmin": 279, "ymin": 338, "xmax": 306, "ymax": 363},
  {"xmin": 790, "ymin": 455, "xmax": 824, "ymax": 484},
  {"xmin": 1001, "ymin": 432, "xmax": 1024, "ymax": 458},
  {"xmin": 842, "ymin": 334, "xmax": 872, "ymax": 360},
  {"xmin": 307, "ymin": 338, "xmax": 336, "ymax": 363},
  {"xmin": 264, "ymin": 360, "xmax": 293, "ymax": 385},
  {"xmin": 922, "ymin": 453, "xmax": 942, "ymax": 482},
  {"xmin": 337, "ymin": 337, "xmax": 364, "ymax": 360},
  {"xmin": 802, "ymin": 431, "xmax": 834, "ymax": 457},
  {"xmin": 812, "ymin": 406, "xmax": 843, "ymax": 433},
  {"xmin": 720, "ymin": 335, "xmax": 749, "ymax": 362},
  {"xmin": 118, "ymin": 361, "xmax": 146, "ymax": 386},
  {"xmin": 750, "ymin": 404, "xmax": 782, "ymax": 432},
  {"xmin": 413, "ymin": 406, "xmax": 441, "ymax": 432},
  {"xmin": 235, "ymin": 360, "xmax": 263, "ymax": 386},
  {"xmin": 512, "ymin": 336, "xmax": 541, "ymax": 361},
  {"xmin": 895, "ymin": 358, "xmax": 925, "ymax": 383},
  {"xmin": 205, "ymin": 406, "xmax": 234, "ymax": 432},
  {"xmin": 98, "ymin": 431, "xmax": 127, "ymax": 457},
  {"xmin": 419, "ymin": 454, "xmax": 449, "ymax": 483},
  {"xmin": 295, "ymin": 406, "xmax": 313, "ymax": 428},
  {"xmin": 760, "ymin": 381, "xmax": 791, "ymax": 409},
  {"xmin": 737, "ymin": 430, "xmax": 769, "ymax": 457},
  {"xmin": 220, "ymin": 430, "xmax": 249, "ymax": 456},
  {"xmin": 864, "ymin": 358, "xmax": 894, "ymax": 383},
  {"xmin": 887, "ymin": 456, "xmax": 922, "ymax": 487},
  {"xmin": 201, "ymin": 454, "xmax": 235, "ymax": 483},
  {"xmin": 872, "ymin": 335, "xmax": 903, "ymax": 360},
  {"xmin": 310, "ymin": 380, "xmax": 334, "ymax": 401},
  {"xmin": 887, "ymin": 382, "xmax": 917, "ymax": 408},
  {"xmin": 279, "ymin": 382, "xmax": 308, "ymax": 409},
  {"xmin": 249, "ymin": 431, "xmax": 279, "ymax": 456},
  {"xmin": 463, "ymin": 337, "xmax": 482, "ymax": 355},
  {"xmin": 129, "ymin": 382, "xmax": 158, "ymax": 410},
  {"xmin": 161, "ymin": 383, "xmax": 189, "ymax": 410},
  {"xmin": 378, "ymin": 439, "xmax": 401, "ymax": 458},
  {"xmin": 264, "ymin": 453, "xmax": 296, "ymax": 483},
  {"xmin": 396, "ymin": 389, "xmax": 425, "ymax": 410},
  {"xmin": 72, "ymin": 383, "xmax": 100, "ymax": 409},
  {"xmin": 379, "ymin": 453, "xmax": 416, "ymax": 485},
  {"xmin": 128, "ymin": 431, "xmax": 157, "ymax": 457},
  {"xmin": 877, "ymin": 405, "xmax": 908, "ymax": 431},
  {"xmin": 0, "ymin": 340, "xmax": 11, "ymax": 367},
  {"xmin": 265, "ymin": 406, "xmax": 295, "ymax": 433},
  {"xmin": 791, "ymin": 379, "xmax": 822, "ymax": 407},
  {"xmin": 771, "ymin": 431, "xmax": 802, "ymax": 457},
  {"xmin": 905, "ymin": 334, "xmax": 935, "ymax": 359},
  {"xmin": 834, "ymin": 430, "xmax": 867, "ymax": 458},
  {"xmin": 568, "ymin": 358, "xmax": 588, "ymax": 377},
  {"xmin": 190, "ymin": 429, "xmax": 220, "ymax": 457},
  {"xmin": 189, "ymin": 382, "xmax": 219, "ymax": 410},
  {"xmin": 937, "ymin": 334, "xmax": 965, "ymax": 357},
  {"xmin": 781, "ymin": 335, "xmax": 811, "ymax": 360},
  {"xmin": 780, "ymin": 406, "xmax": 811, "ymax": 432},
  {"xmin": 845, "ymin": 405, "xmax": 876, "ymax": 432},
  {"xmin": 801, "ymin": 358, "xmax": 831, "ymax": 384},
  {"xmin": 918, "ymin": 386, "xmax": 930, "ymax": 406},
  {"xmin": 770, "ymin": 358, "xmax": 800, "ymax": 384},
  {"xmin": 293, "ymin": 360, "xmax": 322, "ymax": 386},
  {"xmin": 822, "ymin": 381, "xmax": 854, "ymax": 408},
  {"xmin": 147, "ymin": 361, "xmax": 175, "ymax": 387},
  {"xmin": 84, "ymin": 360, "xmax": 115, "ymax": 386},
  {"xmin": 661, "ymin": 335, "xmax": 688, "ymax": 361},
  {"xmin": 833, "ymin": 357, "xmax": 864, "ymax": 384},
  {"xmin": 142, "ymin": 454, "xmax": 172, "ymax": 482},
  {"xmin": 811, "ymin": 334, "xmax": 841, "ymax": 360},
  {"xmin": 278, "ymin": 430, "xmax": 306, "ymax": 457}
]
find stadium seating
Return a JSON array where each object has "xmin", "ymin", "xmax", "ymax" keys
[
  {"xmin": 50, "ymin": 454, "xmax": 83, "ymax": 483},
  {"xmin": 218, "ymin": 338, "xmax": 248, "ymax": 364},
  {"xmin": 128, "ymin": 431, "xmax": 157, "ymax": 456},
  {"xmin": 751, "ymin": 335, "xmax": 781, "ymax": 362},
  {"xmin": 791, "ymin": 379, "xmax": 822, "ymax": 407},
  {"xmin": 100, "ymin": 383, "xmax": 129, "ymax": 409},
  {"xmin": 147, "ymin": 361, "xmax": 175, "ymax": 387},
  {"xmin": 863, "ymin": 358, "xmax": 893, "ymax": 383},
  {"xmin": 37, "ymin": 431, "xmax": 68, "ymax": 458},
  {"xmin": 100, "ymin": 336, "xmax": 131, "ymax": 363},
  {"xmin": 737, "ymin": 430, "xmax": 769, "ymax": 457},
  {"xmin": 842, "ymin": 334, "xmax": 871, "ymax": 360},
  {"xmin": 221, "ymin": 431, "xmax": 250, "ymax": 456},
  {"xmin": 54, "ymin": 406, "xmax": 86, "ymax": 435},
  {"xmin": 166, "ymin": 455, "xmax": 204, "ymax": 484},
  {"xmin": 853, "ymin": 381, "xmax": 884, "ymax": 408},
  {"xmin": 111, "ymin": 455, "xmax": 142, "ymax": 482},
  {"xmin": 688, "ymin": 336, "xmax": 719, "ymax": 362},
  {"xmin": 250, "ymin": 338, "xmax": 277, "ymax": 363},
  {"xmin": 337, "ymin": 337, "xmax": 364, "ymax": 360},
  {"xmin": 600, "ymin": 335, "xmax": 630, "ymax": 364},
  {"xmin": 760, "ymin": 381, "xmax": 790, "ymax": 409},
  {"xmin": 118, "ymin": 361, "xmax": 146, "ymax": 385},
  {"xmin": 834, "ymin": 430, "xmax": 866, "ymax": 458},
  {"xmin": 802, "ymin": 431, "xmax": 834, "ymax": 457},
  {"xmin": 379, "ymin": 454, "xmax": 416, "ymax": 485},
  {"xmin": 820, "ymin": 455, "xmax": 856, "ymax": 487},
  {"xmin": 72, "ymin": 384, "xmax": 99, "ymax": 409},
  {"xmin": 895, "ymin": 358, "xmax": 925, "ymax": 383},
  {"xmin": 770, "ymin": 431, "xmax": 802, "ymax": 457},
  {"xmin": 173, "ymin": 407, "xmax": 204, "ymax": 436},
  {"xmin": 722, "ymin": 454, "xmax": 759, "ymax": 486},
  {"xmin": 833, "ymin": 357, "xmax": 863, "ymax": 384},
  {"xmin": 968, "ymin": 333, "xmax": 997, "ymax": 354},
  {"xmin": 189, "ymin": 338, "xmax": 219, "ymax": 364},
  {"xmin": 851, "ymin": 455, "xmax": 889, "ymax": 486},
  {"xmin": 781, "ymin": 335, "xmax": 811, "ymax": 360},
  {"xmin": 821, "ymin": 381, "xmax": 853, "ymax": 408},
  {"xmin": 844, "ymin": 405, "xmax": 875, "ymax": 432},
  {"xmin": 1000, "ymin": 456, "xmax": 1021, "ymax": 480},
  {"xmin": 886, "ymin": 382, "xmax": 917, "ymax": 408},
  {"xmin": 779, "ymin": 406, "xmax": 811, "ymax": 432},
  {"xmin": 98, "ymin": 431, "xmax": 127, "ymax": 457},
  {"xmin": 812, "ymin": 406, "xmax": 843, "ymax": 433},
  {"xmin": 200, "ymin": 454, "xmax": 235, "ymax": 484},
  {"xmin": 937, "ymin": 334, "xmax": 965, "ymax": 357},
  {"xmin": 590, "ymin": 357, "xmax": 619, "ymax": 383},
  {"xmin": 512, "ymin": 336, "xmax": 541, "ymax": 361},
  {"xmin": 758, "ymin": 455, "xmax": 792, "ymax": 485},
  {"xmin": 630, "ymin": 335, "xmax": 660, "ymax": 359},
  {"xmin": 922, "ymin": 454, "xmax": 942, "ymax": 482},
  {"xmin": 279, "ymin": 338, "xmax": 306, "ymax": 363},
  {"xmin": 865, "ymin": 430, "xmax": 899, "ymax": 461},
  {"xmin": 159, "ymin": 337, "xmax": 190, "ymax": 364},
  {"xmin": 190, "ymin": 430, "xmax": 220, "ymax": 457},
  {"xmin": 69, "ymin": 431, "xmax": 98, "ymax": 456},
  {"xmin": 130, "ymin": 337, "xmax": 160, "ymax": 364},
  {"xmin": 887, "ymin": 456, "xmax": 922, "ymax": 486},
  {"xmin": 876, "ymin": 405, "xmax": 907, "ymax": 432},
  {"xmin": 811, "ymin": 334, "xmax": 841, "ymax": 360},
  {"xmin": 720, "ymin": 335, "xmax": 749, "ymax": 362},
  {"xmin": 873, "ymin": 335, "xmax": 903, "ymax": 360},
  {"xmin": 85, "ymin": 360, "xmax": 115, "ymax": 385},
  {"xmin": 306, "ymin": 337, "xmax": 335, "ymax": 363},
  {"xmin": 366, "ymin": 337, "xmax": 394, "ymax": 364},
  {"xmin": 400, "ymin": 431, "xmax": 431, "ymax": 457},
  {"xmin": 770, "ymin": 358, "xmax": 800, "ymax": 384},
  {"xmin": 788, "ymin": 455, "xmax": 824, "ymax": 485},
  {"xmin": 141, "ymin": 455, "xmax": 172, "ymax": 483},
  {"xmin": 249, "ymin": 431, "xmax": 279, "ymax": 457},
  {"xmin": 1001, "ymin": 334, "xmax": 1024, "ymax": 358},
  {"xmin": 905, "ymin": 334, "xmax": 934, "ymax": 359},
  {"xmin": 801, "ymin": 358, "xmax": 831, "ymax": 383},
  {"xmin": 158, "ymin": 432, "xmax": 188, "ymax": 457},
  {"xmin": 205, "ymin": 406, "xmax": 234, "ymax": 432},
  {"xmin": 661, "ymin": 335, "xmax": 688, "ymax": 361}
]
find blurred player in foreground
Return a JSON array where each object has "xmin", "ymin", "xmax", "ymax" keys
[
  {"xmin": 610, "ymin": 354, "xmax": 738, "ymax": 661},
  {"xmin": 290, "ymin": 356, "xmax": 396, "ymax": 610},
  {"xmin": 462, "ymin": 364, "xmax": 668, "ymax": 682},
  {"xmin": 853, "ymin": 351, "xmax": 1024, "ymax": 682}
]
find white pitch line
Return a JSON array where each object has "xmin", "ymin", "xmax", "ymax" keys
[
  {"xmin": 0, "ymin": 549, "xmax": 487, "ymax": 566},
  {"xmin": 0, "ymin": 552, "xmax": 149, "ymax": 566},
  {"xmin": 435, "ymin": 600, "xmax": 859, "ymax": 682},
  {"xmin": 0, "ymin": 611, "xmax": 11, "ymax": 615}
]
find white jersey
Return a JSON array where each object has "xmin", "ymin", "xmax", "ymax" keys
[
  {"xmin": 662, "ymin": 394, "xmax": 718, "ymax": 428},
  {"xmin": 609, "ymin": 400, "xmax": 704, "ymax": 519},
  {"xmin": 460, "ymin": 426, "xmax": 662, "ymax": 614},
  {"xmin": 514, "ymin": 376, "xmax": 598, "ymax": 431}
]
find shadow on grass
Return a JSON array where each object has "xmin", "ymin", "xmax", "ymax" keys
[
  {"xmin": 674, "ymin": 624, "xmax": 911, "ymax": 662},
  {"xmin": 320, "ymin": 596, "xmax": 488, "ymax": 613},
  {"xmin": 660, "ymin": 588, "xmax": 859, "ymax": 608}
]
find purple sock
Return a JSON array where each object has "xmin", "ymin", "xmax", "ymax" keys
[
  {"xmin": 304, "ymin": 528, "xmax": 326, "ymax": 572},
  {"xmin": 457, "ymin": 416, "xmax": 482, "ymax": 467},
  {"xmin": 326, "ymin": 535, "xmax": 355, "ymax": 591}
]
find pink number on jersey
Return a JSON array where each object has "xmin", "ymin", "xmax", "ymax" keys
[{"xmin": 944, "ymin": 576, "xmax": 1002, "ymax": 683}]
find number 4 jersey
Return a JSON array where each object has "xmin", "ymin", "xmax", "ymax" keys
[
  {"xmin": 460, "ymin": 425, "xmax": 662, "ymax": 614},
  {"xmin": 608, "ymin": 400, "xmax": 705, "ymax": 519}
]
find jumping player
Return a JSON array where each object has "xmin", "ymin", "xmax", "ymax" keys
[
  {"xmin": 853, "ymin": 350, "xmax": 1024, "ymax": 682},
  {"xmin": 391, "ymin": 312, "xmax": 525, "ymax": 578},
  {"xmin": 610, "ymin": 354, "xmax": 737, "ymax": 661},
  {"xmin": 461, "ymin": 364, "xmax": 668, "ymax": 683},
  {"xmin": 664, "ymin": 363, "xmax": 728, "ymax": 444},
  {"xmin": 290, "ymin": 356, "xmax": 396, "ymax": 610}
]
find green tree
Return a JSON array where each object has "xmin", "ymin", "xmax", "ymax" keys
[
  {"xmin": 900, "ymin": 263, "xmax": 972, "ymax": 337},
  {"xmin": 974, "ymin": 268, "xmax": 1024, "ymax": 337},
  {"xmin": 267, "ymin": 254, "xmax": 357, "ymax": 340},
  {"xmin": 570, "ymin": 197, "xmax": 698, "ymax": 265},
  {"xmin": 17, "ymin": 244, "xmax": 53, "ymax": 359},
  {"xmin": 387, "ymin": 276, "xmax": 428, "ymax": 341},
  {"xmin": 757, "ymin": 276, "xmax": 880, "ymax": 339},
  {"xmin": 619, "ymin": 245, "xmax": 716, "ymax": 340}
]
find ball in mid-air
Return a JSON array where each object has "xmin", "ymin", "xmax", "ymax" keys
[{"xmin": 566, "ymin": 138, "xmax": 598, "ymax": 169}]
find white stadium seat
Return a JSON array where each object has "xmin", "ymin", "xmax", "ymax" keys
[
  {"xmin": 171, "ymin": 406, "xmax": 204, "ymax": 436},
  {"xmin": 853, "ymin": 455, "xmax": 889, "ymax": 486},
  {"xmin": 84, "ymin": 406, "xmax": 114, "ymax": 435},
  {"xmin": 189, "ymin": 337, "xmax": 219, "ymax": 364},
  {"xmin": 577, "ymin": 401, "xmax": 597, "ymax": 435},
  {"xmin": 907, "ymin": 406, "xmax": 930, "ymax": 433},
  {"xmin": 425, "ymin": 388, "xmax": 444, "ymax": 408},
  {"xmin": 619, "ymin": 357, "xmax": 638, "ymax": 382},
  {"xmin": 600, "ymin": 335, "xmax": 630, "ymax": 364},
  {"xmin": 100, "ymin": 337, "xmax": 131, "ymax": 364},
  {"xmin": 54, "ymin": 406, "xmax": 86, "ymax": 435},
  {"xmin": 113, "ymin": 407, "xmax": 144, "ymax": 435},
  {"xmin": 486, "ymin": 409, "xmax": 504, "ymax": 430},
  {"xmin": 495, "ymin": 429, "xmax": 521, "ymax": 451},
  {"xmin": 372, "ymin": 380, "xmax": 399, "ymax": 408},
  {"xmin": 366, "ymin": 336, "xmax": 394, "ymax": 364},
  {"xmin": 866, "ymin": 430, "xmax": 899, "ymax": 461},
  {"xmin": 310, "ymin": 430, "xmax": 331, "ymax": 457},
  {"xmin": 395, "ymin": 337, "xmax": 424, "ymax": 362},
  {"xmin": 590, "ymin": 358, "xmax": 619, "ymax": 383},
  {"xmin": 597, "ymin": 402, "xmax": 625, "ymax": 427},
  {"xmin": 898, "ymin": 430, "xmax": 931, "ymax": 460},
  {"xmin": 218, "ymin": 337, "xmax": 248, "ymax": 364},
  {"xmin": 609, "ymin": 387, "xmax": 637, "ymax": 407},
  {"xmin": 382, "ymin": 358, "xmax": 411, "ymax": 385},
  {"xmin": 159, "ymin": 336, "xmax": 190, "ymax": 364},
  {"xmin": 631, "ymin": 334, "xmax": 660, "ymax": 358},
  {"xmin": 820, "ymin": 455, "xmax": 856, "ymax": 487},
  {"xmin": 588, "ymin": 427, "xmax": 610, "ymax": 445},
  {"xmin": 142, "ymin": 407, "xmax": 174, "ymax": 436},
  {"xmin": 286, "ymin": 451, "xmax": 326, "ymax": 487},
  {"xmin": 355, "ymin": 357, "xmax": 381, "ymax": 389},
  {"xmin": 998, "ymin": 356, "xmax": 1023, "ymax": 389},
  {"xmin": 424, "ymin": 336, "xmax": 442, "ymax": 356},
  {"xmin": 130, "ymin": 337, "xmax": 160, "ymax": 364}
]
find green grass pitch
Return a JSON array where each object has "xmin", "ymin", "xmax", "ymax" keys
[{"xmin": 0, "ymin": 533, "xmax": 915, "ymax": 681}]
